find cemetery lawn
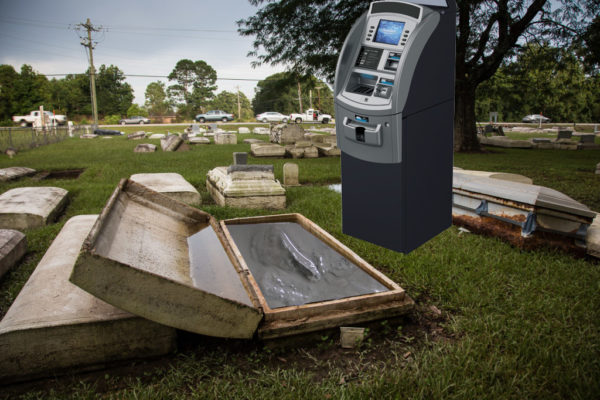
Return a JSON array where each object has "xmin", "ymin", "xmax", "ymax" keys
[{"xmin": 0, "ymin": 128, "xmax": 599, "ymax": 399}]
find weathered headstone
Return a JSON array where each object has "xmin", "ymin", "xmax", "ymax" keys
[
  {"xmin": 283, "ymin": 163, "xmax": 299, "ymax": 187},
  {"xmin": 0, "ymin": 215, "xmax": 176, "ymax": 383},
  {"xmin": 130, "ymin": 173, "xmax": 201, "ymax": 205},
  {"xmin": 238, "ymin": 127, "xmax": 251, "ymax": 134},
  {"xmin": 252, "ymin": 127, "xmax": 270, "ymax": 135},
  {"xmin": 271, "ymin": 124, "xmax": 305, "ymax": 144},
  {"xmin": 208, "ymin": 123, "xmax": 218, "ymax": 132},
  {"xmin": 587, "ymin": 213, "xmax": 600, "ymax": 258},
  {"xmin": 161, "ymin": 135, "xmax": 183, "ymax": 151},
  {"xmin": 596, "ymin": 162, "xmax": 600, "ymax": 175},
  {"xmin": 181, "ymin": 133, "xmax": 189, "ymax": 141},
  {"xmin": 315, "ymin": 143, "xmax": 341, "ymax": 156},
  {"xmin": 148, "ymin": 133, "xmax": 166, "ymax": 140},
  {"xmin": 189, "ymin": 137, "xmax": 210, "ymax": 144},
  {"xmin": 0, "ymin": 229, "xmax": 26, "ymax": 279},
  {"xmin": 134, "ymin": 143, "xmax": 157, "ymax": 153},
  {"xmin": 251, "ymin": 143, "xmax": 286, "ymax": 157},
  {"xmin": 479, "ymin": 135, "xmax": 533, "ymax": 149},
  {"xmin": 233, "ymin": 152, "xmax": 248, "ymax": 165},
  {"xmin": 215, "ymin": 132, "xmax": 237, "ymax": 145},
  {"xmin": 206, "ymin": 165, "xmax": 286, "ymax": 209},
  {"xmin": 191, "ymin": 124, "xmax": 201, "ymax": 135},
  {"xmin": 0, "ymin": 167, "xmax": 36, "ymax": 182},
  {"xmin": 127, "ymin": 131, "xmax": 146, "ymax": 140},
  {"xmin": 579, "ymin": 134, "xmax": 595, "ymax": 144},
  {"xmin": 0, "ymin": 187, "xmax": 68, "ymax": 230}
]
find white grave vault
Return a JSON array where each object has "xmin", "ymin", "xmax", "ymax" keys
[{"xmin": 70, "ymin": 179, "xmax": 414, "ymax": 340}]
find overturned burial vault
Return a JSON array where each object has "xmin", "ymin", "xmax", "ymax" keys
[{"xmin": 70, "ymin": 179, "xmax": 413, "ymax": 340}]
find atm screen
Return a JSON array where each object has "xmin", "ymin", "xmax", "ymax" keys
[{"xmin": 374, "ymin": 20, "xmax": 405, "ymax": 45}]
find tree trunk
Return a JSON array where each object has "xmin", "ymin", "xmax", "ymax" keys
[{"xmin": 454, "ymin": 82, "xmax": 481, "ymax": 152}]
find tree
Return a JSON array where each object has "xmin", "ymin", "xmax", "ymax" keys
[
  {"xmin": 0, "ymin": 65, "xmax": 20, "ymax": 121},
  {"xmin": 239, "ymin": 0, "xmax": 599, "ymax": 151},
  {"xmin": 476, "ymin": 44, "xmax": 596, "ymax": 122},
  {"xmin": 144, "ymin": 81, "xmax": 172, "ymax": 116},
  {"xmin": 209, "ymin": 90, "xmax": 254, "ymax": 120},
  {"xmin": 95, "ymin": 65, "xmax": 134, "ymax": 116},
  {"xmin": 127, "ymin": 103, "xmax": 148, "ymax": 117},
  {"xmin": 167, "ymin": 59, "xmax": 217, "ymax": 119},
  {"xmin": 252, "ymin": 72, "xmax": 334, "ymax": 116}
]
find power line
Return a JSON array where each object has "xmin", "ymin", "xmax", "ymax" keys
[{"xmin": 42, "ymin": 73, "xmax": 263, "ymax": 81}]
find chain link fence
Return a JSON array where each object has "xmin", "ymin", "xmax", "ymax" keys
[{"xmin": 0, "ymin": 126, "xmax": 88, "ymax": 153}]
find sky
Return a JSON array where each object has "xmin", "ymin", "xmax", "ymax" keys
[{"xmin": 0, "ymin": 0, "xmax": 287, "ymax": 105}]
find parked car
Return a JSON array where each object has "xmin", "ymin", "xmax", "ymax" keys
[
  {"xmin": 195, "ymin": 110, "xmax": 234, "ymax": 123},
  {"xmin": 256, "ymin": 111, "xmax": 289, "ymax": 123},
  {"xmin": 119, "ymin": 116, "xmax": 150, "ymax": 125},
  {"xmin": 522, "ymin": 114, "xmax": 550, "ymax": 123},
  {"xmin": 12, "ymin": 110, "xmax": 67, "ymax": 126},
  {"xmin": 290, "ymin": 109, "xmax": 332, "ymax": 124}
]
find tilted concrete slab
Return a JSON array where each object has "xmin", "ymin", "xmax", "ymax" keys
[
  {"xmin": 130, "ymin": 173, "xmax": 201, "ymax": 206},
  {"xmin": 251, "ymin": 143, "xmax": 286, "ymax": 157},
  {"xmin": 0, "ymin": 167, "xmax": 36, "ymax": 182},
  {"xmin": 0, "ymin": 229, "xmax": 26, "ymax": 279},
  {"xmin": 0, "ymin": 215, "xmax": 176, "ymax": 384},
  {"xmin": 0, "ymin": 187, "xmax": 68, "ymax": 230},
  {"xmin": 70, "ymin": 180, "xmax": 262, "ymax": 339},
  {"xmin": 206, "ymin": 166, "xmax": 286, "ymax": 209},
  {"xmin": 452, "ymin": 168, "xmax": 533, "ymax": 185}
]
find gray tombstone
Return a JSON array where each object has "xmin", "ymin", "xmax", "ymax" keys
[
  {"xmin": 209, "ymin": 123, "xmax": 218, "ymax": 132},
  {"xmin": 0, "ymin": 229, "xmax": 26, "ymax": 279},
  {"xmin": 579, "ymin": 134, "xmax": 595, "ymax": 144},
  {"xmin": 191, "ymin": 124, "xmax": 201, "ymax": 134},
  {"xmin": 233, "ymin": 152, "xmax": 248, "ymax": 165},
  {"xmin": 557, "ymin": 128, "xmax": 573, "ymax": 140},
  {"xmin": 283, "ymin": 163, "xmax": 300, "ymax": 186}
]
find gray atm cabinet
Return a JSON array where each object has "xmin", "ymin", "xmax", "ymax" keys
[{"xmin": 334, "ymin": 0, "xmax": 455, "ymax": 253}]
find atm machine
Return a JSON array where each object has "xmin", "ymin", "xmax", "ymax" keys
[{"xmin": 334, "ymin": 0, "xmax": 455, "ymax": 253}]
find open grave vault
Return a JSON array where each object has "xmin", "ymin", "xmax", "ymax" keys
[{"xmin": 70, "ymin": 179, "xmax": 414, "ymax": 340}]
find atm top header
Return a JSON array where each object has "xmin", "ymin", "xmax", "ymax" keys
[{"xmin": 370, "ymin": 0, "xmax": 448, "ymax": 18}]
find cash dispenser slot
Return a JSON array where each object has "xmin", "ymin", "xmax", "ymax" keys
[
  {"xmin": 342, "ymin": 117, "xmax": 382, "ymax": 146},
  {"xmin": 384, "ymin": 52, "xmax": 402, "ymax": 71},
  {"xmin": 347, "ymin": 72, "xmax": 379, "ymax": 96}
]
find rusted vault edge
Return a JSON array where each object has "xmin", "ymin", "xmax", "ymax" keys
[{"xmin": 452, "ymin": 189, "xmax": 591, "ymax": 241}]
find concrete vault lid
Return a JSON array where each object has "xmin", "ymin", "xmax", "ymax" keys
[
  {"xmin": 453, "ymin": 172, "xmax": 595, "ymax": 220},
  {"xmin": 70, "ymin": 179, "xmax": 262, "ymax": 339},
  {"xmin": 0, "ymin": 186, "xmax": 68, "ymax": 230}
]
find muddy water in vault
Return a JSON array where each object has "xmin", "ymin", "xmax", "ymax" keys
[{"xmin": 226, "ymin": 222, "xmax": 388, "ymax": 309}]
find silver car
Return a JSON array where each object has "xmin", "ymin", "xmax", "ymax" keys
[
  {"xmin": 522, "ymin": 114, "xmax": 550, "ymax": 123},
  {"xmin": 256, "ymin": 112, "xmax": 289, "ymax": 123},
  {"xmin": 119, "ymin": 116, "xmax": 150, "ymax": 125}
]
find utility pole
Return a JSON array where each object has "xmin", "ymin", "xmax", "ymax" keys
[
  {"xmin": 236, "ymin": 85, "xmax": 241, "ymax": 120},
  {"xmin": 297, "ymin": 81, "xmax": 303, "ymax": 113},
  {"xmin": 75, "ymin": 18, "xmax": 103, "ymax": 127},
  {"xmin": 315, "ymin": 86, "xmax": 323, "ymax": 110}
]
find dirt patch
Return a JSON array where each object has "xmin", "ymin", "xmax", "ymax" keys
[
  {"xmin": 453, "ymin": 214, "xmax": 587, "ymax": 257},
  {"xmin": 33, "ymin": 169, "xmax": 85, "ymax": 180},
  {"xmin": 0, "ymin": 303, "xmax": 453, "ymax": 397}
]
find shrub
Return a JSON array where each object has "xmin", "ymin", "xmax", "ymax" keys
[{"xmin": 104, "ymin": 115, "xmax": 121, "ymax": 125}]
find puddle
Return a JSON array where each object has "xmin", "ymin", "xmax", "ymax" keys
[
  {"xmin": 226, "ymin": 222, "xmax": 387, "ymax": 309},
  {"xmin": 33, "ymin": 169, "xmax": 85, "ymax": 180}
]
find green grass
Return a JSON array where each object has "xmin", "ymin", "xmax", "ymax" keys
[{"xmin": 1, "ymin": 128, "xmax": 599, "ymax": 399}]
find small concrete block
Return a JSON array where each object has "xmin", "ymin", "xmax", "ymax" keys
[
  {"xmin": 531, "ymin": 137, "xmax": 551, "ymax": 143},
  {"xmin": 579, "ymin": 134, "xmax": 595, "ymax": 144},
  {"xmin": 0, "ymin": 187, "xmax": 68, "ymax": 230},
  {"xmin": 251, "ymin": 143, "xmax": 285, "ymax": 157},
  {"xmin": 315, "ymin": 144, "xmax": 341, "ymax": 157},
  {"xmin": 287, "ymin": 147, "xmax": 305, "ymax": 158},
  {"xmin": 130, "ymin": 173, "xmax": 201, "ymax": 206},
  {"xmin": 0, "ymin": 167, "xmax": 36, "ymax": 182},
  {"xmin": 215, "ymin": 133, "xmax": 237, "ymax": 145},
  {"xmin": 227, "ymin": 165, "xmax": 275, "ymax": 181},
  {"xmin": 0, "ymin": 215, "xmax": 176, "ymax": 383},
  {"xmin": 283, "ymin": 163, "xmax": 299, "ymax": 186},
  {"xmin": 190, "ymin": 137, "xmax": 210, "ymax": 144},
  {"xmin": 160, "ymin": 135, "xmax": 183, "ymax": 151},
  {"xmin": 148, "ymin": 133, "xmax": 166, "ymax": 140},
  {"xmin": 340, "ymin": 327, "xmax": 365, "ymax": 348},
  {"xmin": 127, "ymin": 131, "xmax": 146, "ymax": 140},
  {"xmin": 134, "ymin": 143, "xmax": 157, "ymax": 153},
  {"xmin": 233, "ymin": 152, "xmax": 248, "ymax": 165},
  {"xmin": 80, "ymin": 134, "xmax": 97, "ymax": 139},
  {"xmin": 238, "ymin": 127, "xmax": 251, "ymax": 134},
  {"xmin": 0, "ymin": 229, "xmax": 26, "ymax": 279},
  {"xmin": 295, "ymin": 140, "xmax": 312, "ymax": 148},
  {"xmin": 303, "ymin": 146, "xmax": 319, "ymax": 158}
]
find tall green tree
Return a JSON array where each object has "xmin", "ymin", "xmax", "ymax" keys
[
  {"xmin": 209, "ymin": 90, "xmax": 254, "ymax": 120},
  {"xmin": 252, "ymin": 72, "xmax": 334, "ymax": 116},
  {"xmin": 94, "ymin": 65, "xmax": 134, "ymax": 116},
  {"xmin": 167, "ymin": 59, "xmax": 217, "ymax": 119},
  {"xmin": 239, "ymin": 0, "xmax": 599, "ymax": 151},
  {"xmin": 0, "ymin": 65, "xmax": 20, "ymax": 121},
  {"xmin": 144, "ymin": 81, "xmax": 172, "ymax": 116}
]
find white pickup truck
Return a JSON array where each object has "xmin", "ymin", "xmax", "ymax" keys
[
  {"xmin": 12, "ymin": 110, "xmax": 67, "ymax": 126},
  {"xmin": 289, "ymin": 109, "xmax": 332, "ymax": 124}
]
